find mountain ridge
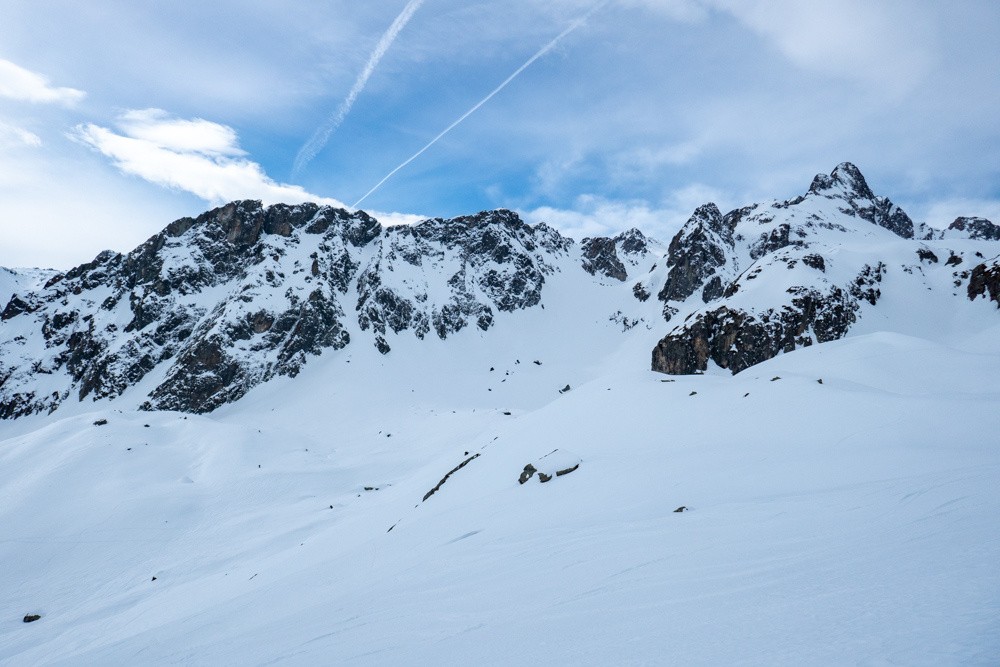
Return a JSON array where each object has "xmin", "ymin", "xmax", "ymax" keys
[{"xmin": 0, "ymin": 162, "xmax": 997, "ymax": 419}]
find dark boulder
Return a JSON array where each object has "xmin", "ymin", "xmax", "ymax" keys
[{"xmin": 518, "ymin": 464, "xmax": 537, "ymax": 484}]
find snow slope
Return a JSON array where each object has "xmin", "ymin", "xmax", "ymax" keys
[
  {"xmin": 0, "ymin": 266, "xmax": 55, "ymax": 307},
  {"xmin": 1, "ymin": 293, "xmax": 998, "ymax": 664}
]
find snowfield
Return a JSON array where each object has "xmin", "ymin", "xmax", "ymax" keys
[{"xmin": 1, "ymin": 290, "xmax": 998, "ymax": 665}]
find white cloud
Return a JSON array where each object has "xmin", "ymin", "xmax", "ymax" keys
[
  {"xmin": 74, "ymin": 110, "xmax": 345, "ymax": 208},
  {"xmin": 116, "ymin": 109, "xmax": 246, "ymax": 157},
  {"xmin": 0, "ymin": 59, "xmax": 85, "ymax": 106},
  {"xmin": 703, "ymin": 0, "xmax": 933, "ymax": 94},
  {"xmin": 0, "ymin": 121, "xmax": 41, "ymax": 148},
  {"xmin": 521, "ymin": 183, "xmax": 730, "ymax": 242},
  {"xmin": 71, "ymin": 108, "xmax": 427, "ymax": 232},
  {"xmin": 375, "ymin": 210, "xmax": 427, "ymax": 227}
]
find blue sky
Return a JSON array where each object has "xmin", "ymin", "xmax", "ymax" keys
[{"xmin": 1, "ymin": 0, "xmax": 998, "ymax": 268}]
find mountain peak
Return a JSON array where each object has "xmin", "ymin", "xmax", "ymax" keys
[
  {"xmin": 809, "ymin": 162, "xmax": 876, "ymax": 201},
  {"xmin": 805, "ymin": 162, "xmax": 913, "ymax": 239}
]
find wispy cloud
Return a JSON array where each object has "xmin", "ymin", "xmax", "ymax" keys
[
  {"xmin": 0, "ymin": 121, "xmax": 42, "ymax": 148},
  {"xmin": 352, "ymin": 0, "xmax": 610, "ymax": 207},
  {"xmin": 74, "ymin": 109, "xmax": 343, "ymax": 207},
  {"xmin": 292, "ymin": 0, "xmax": 426, "ymax": 178},
  {"xmin": 114, "ymin": 109, "xmax": 247, "ymax": 157},
  {"xmin": 0, "ymin": 59, "xmax": 85, "ymax": 106}
]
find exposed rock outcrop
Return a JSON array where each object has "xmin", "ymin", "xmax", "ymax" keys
[
  {"xmin": 581, "ymin": 228, "xmax": 652, "ymax": 282},
  {"xmin": 968, "ymin": 261, "xmax": 1000, "ymax": 307},
  {"xmin": 658, "ymin": 204, "xmax": 735, "ymax": 314},
  {"xmin": 946, "ymin": 217, "xmax": 1000, "ymax": 241},
  {"xmin": 650, "ymin": 162, "xmax": 924, "ymax": 376},
  {"xmin": 651, "ymin": 284, "xmax": 861, "ymax": 374},
  {"xmin": 519, "ymin": 449, "xmax": 581, "ymax": 484}
]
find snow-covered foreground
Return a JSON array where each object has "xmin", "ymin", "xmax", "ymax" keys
[{"xmin": 2, "ymin": 312, "xmax": 999, "ymax": 665}]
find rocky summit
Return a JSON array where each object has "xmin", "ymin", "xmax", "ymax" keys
[{"xmin": 0, "ymin": 162, "xmax": 997, "ymax": 419}]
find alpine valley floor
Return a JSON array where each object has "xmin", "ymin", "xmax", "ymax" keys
[{"xmin": 2, "ymin": 295, "xmax": 999, "ymax": 664}]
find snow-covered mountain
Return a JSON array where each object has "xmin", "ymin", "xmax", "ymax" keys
[
  {"xmin": 0, "ymin": 162, "xmax": 996, "ymax": 421},
  {"xmin": 1, "ymin": 163, "xmax": 999, "ymax": 664},
  {"xmin": 650, "ymin": 162, "xmax": 1000, "ymax": 373},
  {"xmin": 0, "ymin": 205, "xmax": 658, "ymax": 418}
]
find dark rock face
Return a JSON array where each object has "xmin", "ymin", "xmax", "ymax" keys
[
  {"xmin": 948, "ymin": 217, "xmax": 1000, "ymax": 241},
  {"xmin": 914, "ymin": 222, "xmax": 942, "ymax": 241},
  {"xmin": 802, "ymin": 254, "xmax": 826, "ymax": 272},
  {"xmin": 651, "ymin": 284, "xmax": 863, "ymax": 374},
  {"xmin": 750, "ymin": 223, "xmax": 807, "ymax": 259},
  {"xmin": 658, "ymin": 204, "xmax": 734, "ymax": 312},
  {"xmin": 968, "ymin": 262, "xmax": 1000, "ymax": 307},
  {"xmin": 0, "ymin": 204, "xmax": 573, "ymax": 417},
  {"xmin": 580, "ymin": 228, "xmax": 651, "ymax": 282},
  {"xmin": 355, "ymin": 209, "xmax": 569, "ymax": 347},
  {"xmin": 581, "ymin": 237, "xmax": 627, "ymax": 281},
  {"xmin": 518, "ymin": 464, "xmax": 537, "ymax": 484}
]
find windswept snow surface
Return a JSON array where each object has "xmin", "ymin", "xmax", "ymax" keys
[
  {"xmin": 2, "ymin": 285, "xmax": 999, "ymax": 666},
  {"xmin": 0, "ymin": 266, "xmax": 55, "ymax": 306}
]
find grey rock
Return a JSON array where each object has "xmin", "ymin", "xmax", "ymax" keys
[
  {"xmin": 652, "ymin": 282, "xmax": 867, "ymax": 375},
  {"xmin": 518, "ymin": 464, "xmax": 537, "ymax": 484},
  {"xmin": 968, "ymin": 261, "xmax": 1000, "ymax": 307},
  {"xmin": 658, "ymin": 204, "xmax": 735, "ymax": 310},
  {"xmin": 947, "ymin": 217, "xmax": 1000, "ymax": 241}
]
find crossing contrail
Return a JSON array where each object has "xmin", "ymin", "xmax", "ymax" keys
[
  {"xmin": 292, "ymin": 0, "xmax": 426, "ymax": 179},
  {"xmin": 352, "ymin": 0, "xmax": 609, "ymax": 208}
]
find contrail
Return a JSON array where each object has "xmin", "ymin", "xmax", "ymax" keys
[
  {"xmin": 292, "ymin": 0, "xmax": 425, "ymax": 178},
  {"xmin": 352, "ymin": 0, "xmax": 609, "ymax": 208}
]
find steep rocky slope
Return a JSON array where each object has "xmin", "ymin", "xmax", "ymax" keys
[
  {"xmin": 0, "ymin": 204, "xmax": 656, "ymax": 417},
  {"xmin": 650, "ymin": 163, "xmax": 1000, "ymax": 374}
]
